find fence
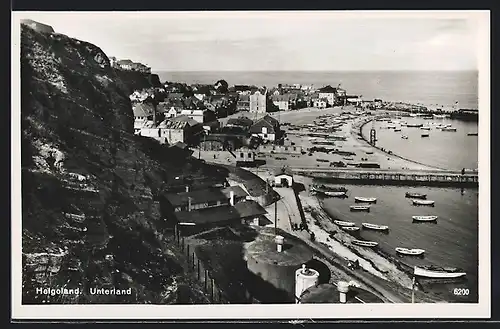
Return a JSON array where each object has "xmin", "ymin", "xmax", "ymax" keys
[{"xmin": 175, "ymin": 233, "xmax": 243, "ymax": 304}]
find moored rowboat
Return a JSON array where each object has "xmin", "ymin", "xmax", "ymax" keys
[
  {"xmin": 354, "ymin": 197, "xmax": 377, "ymax": 203},
  {"xmin": 352, "ymin": 239, "xmax": 378, "ymax": 247},
  {"xmin": 412, "ymin": 199, "xmax": 435, "ymax": 206},
  {"xmin": 405, "ymin": 192, "xmax": 427, "ymax": 199},
  {"xmin": 324, "ymin": 191, "xmax": 348, "ymax": 198},
  {"xmin": 361, "ymin": 223, "xmax": 389, "ymax": 231},
  {"xmin": 413, "ymin": 266, "xmax": 466, "ymax": 279},
  {"xmin": 342, "ymin": 226, "xmax": 360, "ymax": 232},
  {"xmin": 350, "ymin": 205, "xmax": 371, "ymax": 212},
  {"xmin": 334, "ymin": 220, "xmax": 356, "ymax": 227},
  {"xmin": 395, "ymin": 247, "xmax": 425, "ymax": 256},
  {"xmin": 412, "ymin": 215, "xmax": 438, "ymax": 222}
]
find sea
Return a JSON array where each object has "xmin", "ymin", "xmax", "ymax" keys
[
  {"xmin": 156, "ymin": 70, "xmax": 479, "ymax": 110},
  {"xmin": 160, "ymin": 70, "xmax": 480, "ymax": 302}
]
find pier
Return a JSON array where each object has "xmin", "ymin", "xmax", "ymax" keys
[{"xmin": 282, "ymin": 167, "xmax": 478, "ymax": 187}]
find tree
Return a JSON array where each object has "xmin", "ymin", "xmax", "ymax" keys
[{"xmin": 214, "ymin": 79, "xmax": 228, "ymax": 93}]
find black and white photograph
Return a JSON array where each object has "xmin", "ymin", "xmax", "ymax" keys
[{"xmin": 11, "ymin": 10, "xmax": 490, "ymax": 319}]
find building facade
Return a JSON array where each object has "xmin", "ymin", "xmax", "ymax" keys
[{"xmin": 250, "ymin": 89, "xmax": 267, "ymax": 114}]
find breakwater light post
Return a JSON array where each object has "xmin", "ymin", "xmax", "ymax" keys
[{"xmin": 369, "ymin": 121, "xmax": 376, "ymax": 146}]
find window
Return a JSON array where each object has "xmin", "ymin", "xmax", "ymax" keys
[
  {"xmin": 240, "ymin": 152, "xmax": 244, "ymax": 158},
  {"xmin": 248, "ymin": 153, "xmax": 252, "ymax": 158},
  {"xmin": 264, "ymin": 134, "xmax": 268, "ymax": 138},
  {"xmin": 262, "ymin": 127, "xmax": 268, "ymax": 134}
]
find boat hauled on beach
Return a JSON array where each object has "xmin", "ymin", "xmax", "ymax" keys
[
  {"xmin": 333, "ymin": 220, "xmax": 356, "ymax": 227},
  {"xmin": 421, "ymin": 133, "xmax": 429, "ymax": 138},
  {"xmin": 401, "ymin": 135, "xmax": 409, "ymax": 139},
  {"xmin": 352, "ymin": 239, "xmax": 378, "ymax": 247},
  {"xmin": 412, "ymin": 215, "xmax": 438, "ymax": 222},
  {"xmin": 441, "ymin": 127, "xmax": 457, "ymax": 132},
  {"xmin": 412, "ymin": 199, "xmax": 435, "ymax": 206},
  {"xmin": 361, "ymin": 223, "xmax": 389, "ymax": 231},
  {"xmin": 354, "ymin": 197, "xmax": 377, "ymax": 203},
  {"xmin": 413, "ymin": 266, "xmax": 467, "ymax": 279},
  {"xmin": 395, "ymin": 247, "xmax": 425, "ymax": 256},
  {"xmin": 350, "ymin": 205, "xmax": 371, "ymax": 212},
  {"xmin": 467, "ymin": 132, "xmax": 478, "ymax": 136},
  {"xmin": 405, "ymin": 192, "xmax": 427, "ymax": 199},
  {"xmin": 323, "ymin": 191, "xmax": 348, "ymax": 198}
]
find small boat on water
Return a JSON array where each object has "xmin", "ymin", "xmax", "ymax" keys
[
  {"xmin": 396, "ymin": 247, "xmax": 425, "ymax": 256},
  {"xmin": 394, "ymin": 128, "xmax": 402, "ymax": 132},
  {"xmin": 420, "ymin": 126, "xmax": 431, "ymax": 130},
  {"xmin": 324, "ymin": 191, "xmax": 348, "ymax": 198},
  {"xmin": 362, "ymin": 223, "xmax": 389, "ymax": 231},
  {"xmin": 406, "ymin": 123, "xmax": 423, "ymax": 128},
  {"xmin": 433, "ymin": 114, "xmax": 448, "ymax": 119},
  {"xmin": 441, "ymin": 127, "xmax": 457, "ymax": 132},
  {"xmin": 414, "ymin": 266, "xmax": 466, "ymax": 279},
  {"xmin": 412, "ymin": 199, "xmax": 435, "ymax": 206},
  {"xmin": 316, "ymin": 158, "xmax": 329, "ymax": 162},
  {"xmin": 350, "ymin": 205, "xmax": 371, "ymax": 212},
  {"xmin": 405, "ymin": 192, "xmax": 427, "ymax": 199},
  {"xmin": 342, "ymin": 226, "xmax": 360, "ymax": 232},
  {"xmin": 354, "ymin": 197, "xmax": 377, "ymax": 203},
  {"xmin": 401, "ymin": 135, "xmax": 408, "ymax": 139},
  {"xmin": 412, "ymin": 215, "xmax": 438, "ymax": 222},
  {"xmin": 421, "ymin": 133, "xmax": 429, "ymax": 138},
  {"xmin": 312, "ymin": 185, "xmax": 348, "ymax": 193},
  {"xmin": 333, "ymin": 220, "xmax": 356, "ymax": 227},
  {"xmin": 467, "ymin": 132, "xmax": 478, "ymax": 136},
  {"xmin": 352, "ymin": 239, "xmax": 378, "ymax": 247},
  {"xmin": 365, "ymin": 151, "xmax": 374, "ymax": 155}
]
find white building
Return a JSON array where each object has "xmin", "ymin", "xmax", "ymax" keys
[{"xmin": 180, "ymin": 109, "xmax": 204, "ymax": 123}]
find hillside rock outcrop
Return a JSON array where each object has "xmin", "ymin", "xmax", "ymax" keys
[{"xmin": 20, "ymin": 24, "xmax": 225, "ymax": 304}]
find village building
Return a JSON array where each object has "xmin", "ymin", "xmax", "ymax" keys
[
  {"xmin": 180, "ymin": 109, "xmax": 205, "ymax": 123},
  {"xmin": 313, "ymin": 98, "xmax": 328, "ymax": 109},
  {"xmin": 249, "ymin": 89, "xmax": 268, "ymax": 114},
  {"xmin": 156, "ymin": 115, "xmax": 203, "ymax": 145},
  {"xmin": 249, "ymin": 115, "xmax": 281, "ymax": 143},
  {"xmin": 236, "ymin": 94, "xmax": 251, "ymax": 112},
  {"xmin": 271, "ymin": 94, "xmax": 298, "ymax": 111},
  {"xmin": 318, "ymin": 85, "xmax": 338, "ymax": 106},
  {"xmin": 273, "ymin": 167, "xmax": 294, "ymax": 188},
  {"xmin": 226, "ymin": 116, "xmax": 254, "ymax": 131},
  {"xmin": 166, "ymin": 93, "xmax": 185, "ymax": 101},
  {"xmin": 174, "ymin": 199, "xmax": 268, "ymax": 234},
  {"xmin": 133, "ymin": 102, "xmax": 156, "ymax": 134},
  {"xmin": 235, "ymin": 147, "xmax": 256, "ymax": 166},
  {"xmin": 258, "ymin": 144, "xmax": 303, "ymax": 155},
  {"xmin": 164, "ymin": 185, "xmax": 249, "ymax": 213}
]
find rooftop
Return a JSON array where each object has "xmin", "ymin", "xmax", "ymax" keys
[
  {"xmin": 132, "ymin": 103, "xmax": 155, "ymax": 117},
  {"xmin": 274, "ymin": 167, "xmax": 294, "ymax": 177},
  {"xmin": 245, "ymin": 228, "xmax": 313, "ymax": 266},
  {"xmin": 165, "ymin": 186, "xmax": 248, "ymax": 208},
  {"xmin": 175, "ymin": 200, "xmax": 267, "ymax": 225}
]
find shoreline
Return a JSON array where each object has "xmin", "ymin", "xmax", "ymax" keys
[{"xmin": 354, "ymin": 117, "xmax": 449, "ymax": 171}]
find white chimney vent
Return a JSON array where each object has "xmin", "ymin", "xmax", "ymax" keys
[
  {"xmin": 229, "ymin": 190, "xmax": 235, "ymax": 206},
  {"xmin": 337, "ymin": 281, "xmax": 350, "ymax": 304},
  {"xmin": 275, "ymin": 235, "xmax": 284, "ymax": 252},
  {"xmin": 185, "ymin": 185, "xmax": 189, "ymax": 192}
]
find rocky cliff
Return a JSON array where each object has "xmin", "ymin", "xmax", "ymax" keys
[{"xmin": 20, "ymin": 24, "xmax": 225, "ymax": 304}]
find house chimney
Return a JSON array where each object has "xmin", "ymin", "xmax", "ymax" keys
[
  {"xmin": 188, "ymin": 197, "xmax": 192, "ymax": 212},
  {"xmin": 230, "ymin": 190, "xmax": 235, "ymax": 206},
  {"xmin": 185, "ymin": 185, "xmax": 189, "ymax": 192},
  {"xmin": 275, "ymin": 235, "xmax": 284, "ymax": 252},
  {"xmin": 337, "ymin": 281, "xmax": 350, "ymax": 304}
]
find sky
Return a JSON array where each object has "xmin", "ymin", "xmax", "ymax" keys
[{"xmin": 13, "ymin": 11, "xmax": 486, "ymax": 72}]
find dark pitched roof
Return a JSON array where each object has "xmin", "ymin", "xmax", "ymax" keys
[
  {"xmin": 271, "ymin": 94, "xmax": 297, "ymax": 102},
  {"xmin": 318, "ymin": 85, "xmax": 338, "ymax": 93},
  {"xmin": 169, "ymin": 115, "xmax": 200, "ymax": 127},
  {"xmin": 175, "ymin": 200, "xmax": 267, "ymax": 225},
  {"xmin": 262, "ymin": 114, "xmax": 279, "ymax": 126},
  {"xmin": 132, "ymin": 103, "xmax": 155, "ymax": 117},
  {"xmin": 227, "ymin": 117, "xmax": 254, "ymax": 127},
  {"xmin": 249, "ymin": 119, "xmax": 276, "ymax": 134},
  {"xmin": 222, "ymin": 185, "xmax": 249, "ymax": 199},
  {"xmin": 165, "ymin": 187, "xmax": 230, "ymax": 208}
]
